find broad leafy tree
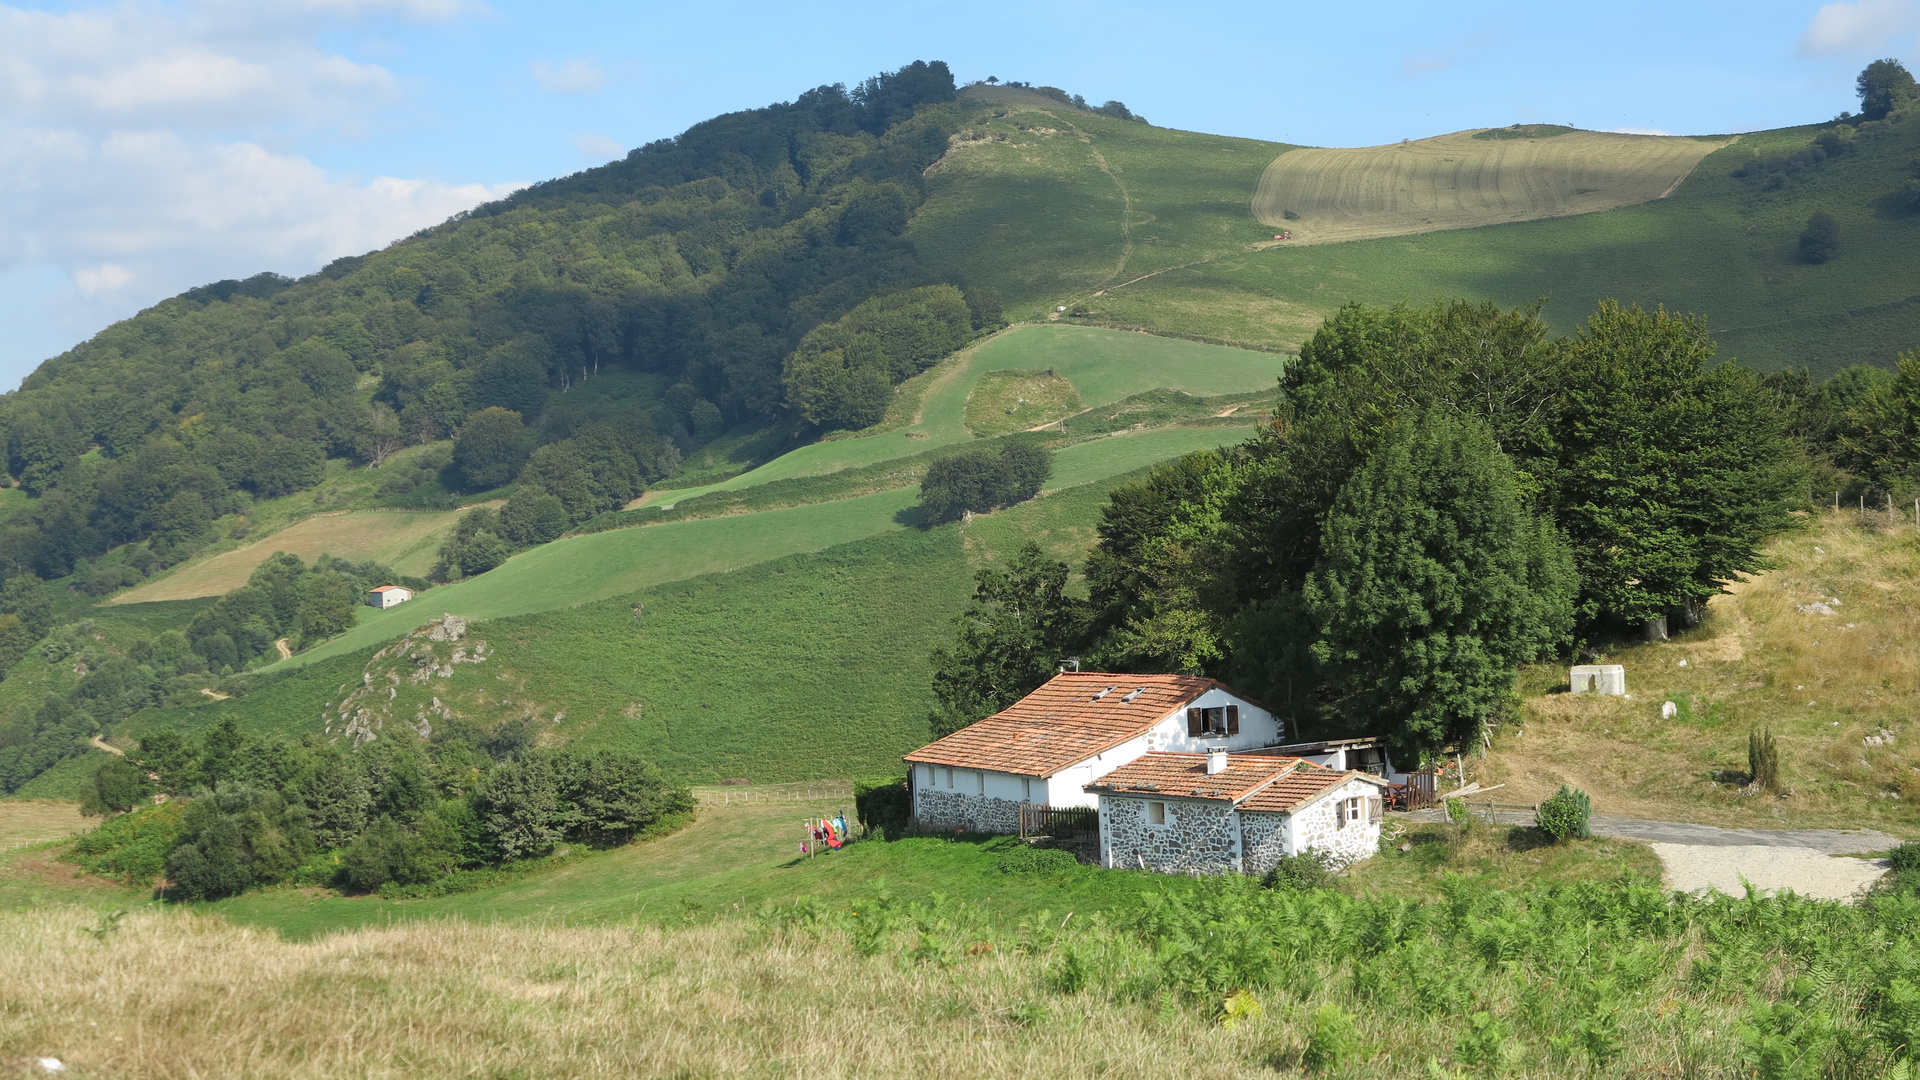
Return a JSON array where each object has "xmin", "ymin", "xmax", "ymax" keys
[
  {"xmin": 452, "ymin": 408, "xmax": 529, "ymax": 492},
  {"xmin": 1858, "ymin": 58, "xmax": 1917, "ymax": 120},
  {"xmin": 1307, "ymin": 411, "xmax": 1575, "ymax": 759},
  {"xmin": 927, "ymin": 543, "xmax": 1089, "ymax": 737},
  {"xmin": 1547, "ymin": 302, "xmax": 1804, "ymax": 629}
]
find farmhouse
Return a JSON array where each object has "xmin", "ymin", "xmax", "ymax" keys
[
  {"xmin": 1089, "ymin": 749, "xmax": 1388, "ymax": 874},
  {"xmin": 367, "ymin": 585, "xmax": 413, "ymax": 609},
  {"xmin": 904, "ymin": 672, "xmax": 1284, "ymax": 834}
]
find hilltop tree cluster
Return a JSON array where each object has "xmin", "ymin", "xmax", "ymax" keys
[
  {"xmin": 71, "ymin": 715, "xmax": 691, "ymax": 901},
  {"xmin": 931, "ymin": 299, "xmax": 1810, "ymax": 762}
]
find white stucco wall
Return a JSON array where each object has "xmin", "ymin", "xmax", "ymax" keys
[{"xmin": 911, "ymin": 687, "xmax": 1286, "ymax": 818}]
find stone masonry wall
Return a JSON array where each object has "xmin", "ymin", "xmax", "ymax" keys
[
  {"xmin": 1286, "ymin": 781, "xmax": 1381, "ymax": 868},
  {"xmin": 1239, "ymin": 811, "xmax": 1293, "ymax": 877},
  {"xmin": 1104, "ymin": 797, "xmax": 1240, "ymax": 874},
  {"xmin": 914, "ymin": 787, "xmax": 1021, "ymax": 834}
]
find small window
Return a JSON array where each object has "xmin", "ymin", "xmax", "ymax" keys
[
  {"xmin": 944, "ymin": 767, "xmax": 953, "ymax": 789},
  {"xmin": 1023, "ymin": 777, "xmax": 1034, "ymax": 803},
  {"xmin": 1342, "ymin": 797, "xmax": 1365, "ymax": 826},
  {"xmin": 976, "ymin": 771, "xmax": 985, "ymax": 795},
  {"xmin": 1147, "ymin": 801, "xmax": 1166, "ymax": 825}
]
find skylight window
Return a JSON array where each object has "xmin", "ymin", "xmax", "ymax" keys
[{"xmin": 1121, "ymin": 687, "xmax": 1145, "ymax": 703}]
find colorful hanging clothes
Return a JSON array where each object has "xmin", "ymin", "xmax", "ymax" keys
[{"xmin": 824, "ymin": 818, "xmax": 844, "ymax": 849}]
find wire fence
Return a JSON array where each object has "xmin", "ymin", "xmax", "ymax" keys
[{"xmin": 692, "ymin": 783, "xmax": 855, "ymax": 807}]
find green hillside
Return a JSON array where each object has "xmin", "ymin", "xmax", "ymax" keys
[
  {"xmin": 8, "ymin": 61, "xmax": 1920, "ymax": 805},
  {"xmin": 919, "ymin": 90, "xmax": 1920, "ymax": 374}
]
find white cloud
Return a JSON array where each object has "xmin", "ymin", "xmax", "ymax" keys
[
  {"xmin": 0, "ymin": 126, "xmax": 520, "ymax": 298},
  {"xmin": 74, "ymin": 264, "xmax": 133, "ymax": 298},
  {"xmin": 0, "ymin": 0, "xmax": 515, "ymax": 384},
  {"xmin": 531, "ymin": 57, "xmax": 606, "ymax": 95},
  {"xmin": 1802, "ymin": 0, "xmax": 1920, "ymax": 55},
  {"xmin": 1401, "ymin": 33, "xmax": 1496, "ymax": 77},
  {"xmin": 0, "ymin": 5, "xmax": 400, "ymax": 130},
  {"xmin": 1607, "ymin": 127, "xmax": 1675, "ymax": 136},
  {"xmin": 572, "ymin": 133, "xmax": 624, "ymax": 159}
]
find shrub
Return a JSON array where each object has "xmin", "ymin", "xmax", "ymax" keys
[
  {"xmin": 65, "ymin": 801, "xmax": 186, "ymax": 882},
  {"xmin": 1890, "ymin": 842, "xmax": 1920, "ymax": 874},
  {"xmin": 81, "ymin": 756, "xmax": 152, "ymax": 817},
  {"xmin": 853, "ymin": 775, "xmax": 911, "ymax": 836},
  {"xmin": 1799, "ymin": 212, "xmax": 1839, "ymax": 264},
  {"xmin": 1260, "ymin": 849, "xmax": 1334, "ymax": 890},
  {"xmin": 1534, "ymin": 785, "xmax": 1592, "ymax": 841},
  {"xmin": 996, "ymin": 843, "xmax": 1080, "ymax": 875},
  {"xmin": 918, "ymin": 442, "xmax": 1053, "ymax": 521},
  {"xmin": 1750, "ymin": 727, "xmax": 1781, "ymax": 790}
]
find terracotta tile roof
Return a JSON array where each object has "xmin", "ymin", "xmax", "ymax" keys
[
  {"xmin": 1238, "ymin": 768, "xmax": 1354, "ymax": 813},
  {"xmin": 1084, "ymin": 753, "xmax": 1302, "ymax": 801},
  {"xmin": 904, "ymin": 672, "xmax": 1227, "ymax": 776}
]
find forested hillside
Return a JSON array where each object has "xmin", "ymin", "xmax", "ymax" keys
[{"xmin": 0, "ymin": 61, "xmax": 979, "ymax": 592}]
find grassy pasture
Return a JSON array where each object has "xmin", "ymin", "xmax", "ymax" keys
[
  {"xmin": 963, "ymin": 368, "xmax": 1081, "ymax": 436},
  {"xmin": 1251, "ymin": 128, "xmax": 1729, "ymax": 244},
  {"xmin": 1486, "ymin": 511, "xmax": 1920, "ymax": 834},
  {"xmin": 659, "ymin": 324, "xmax": 1283, "ymax": 504},
  {"xmin": 275, "ymin": 404, "xmax": 1260, "ymax": 670},
  {"xmin": 273, "ymin": 486, "xmax": 924, "ymax": 669},
  {"xmin": 151, "ymin": 472, "xmax": 1147, "ymax": 791},
  {"xmin": 1094, "ymin": 118, "xmax": 1920, "ymax": 374},
  {"xmin": 110, "ymin": 508, "xmax": 463, "ymax": 604},
  {"xmin": 916, "ymin": 87, "xmax": 1294, "ymax": 320},
  {"xmin": 0, "ymin": 801, "xmax": 88, "ymax": 852}
]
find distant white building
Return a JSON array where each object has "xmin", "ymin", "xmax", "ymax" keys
[{"xmin": 367, "ymin": 585, "xmax": 413, "ymax": 609}]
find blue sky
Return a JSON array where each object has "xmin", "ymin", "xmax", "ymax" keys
[{"xmin": 0, "ymin": 0, "xmax": 1913, "ymax": 388}]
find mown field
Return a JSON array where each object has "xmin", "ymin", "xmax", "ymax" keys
[
  {"xmin": 1250, "ymin": 128, "xmax": 1729, "ymax": 243},
  {"xmin": 110, "ymin": 508, "xmax": 462, "ymax": 603}
]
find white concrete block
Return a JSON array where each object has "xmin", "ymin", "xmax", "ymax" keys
[{"xmin": 1570, "ymin": 664, "xmax": 1626, "ymax": 696}]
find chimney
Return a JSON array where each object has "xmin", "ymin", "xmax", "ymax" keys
[{"xmin": 1206, "ymin": 746, "xmax": 1229, "ymax": 775}]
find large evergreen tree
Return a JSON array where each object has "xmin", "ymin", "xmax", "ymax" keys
[{"xmin": 1306, "ymin": 411, "xmax": 1575, "ymax": 759}]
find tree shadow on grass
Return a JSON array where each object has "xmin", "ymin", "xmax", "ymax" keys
[
  {"xmin": 1504, "ymin": 825, "xmax": 1560, "ymax": 853},
  {"xmin": 893, "ymin": 504, "xmax": 937, "ymax": 529}
]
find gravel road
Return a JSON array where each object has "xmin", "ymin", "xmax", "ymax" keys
[{"xmin": 1401, "ymin": 809, "xmax": 1898, "ymax": 899}]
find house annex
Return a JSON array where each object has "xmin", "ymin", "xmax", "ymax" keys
[{"xmin": 1089, "ymin": 750, "xmax": 1388, "ymax": 875}]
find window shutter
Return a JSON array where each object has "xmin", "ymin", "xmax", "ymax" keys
[
  {"xmin": 1226, "ymin": 705, "xmax": 1240, "ymax": 735},
  {"xmin": 1369, "ymin": 797, "xmax": 1383, "ymax": 823},
  {"xmin": 1187, "ymin": 708, "xmax": 1203, "ymax": 736}
]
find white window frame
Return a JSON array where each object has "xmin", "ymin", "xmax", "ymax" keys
[
  {"xmin": 1146, "ymin": 801, "xmax": 1166, "ymax": 825},
  {"xmin": 1342, "ymin": 797, "xmax": 1364, "ymax": 826},
  {"xmin": 943, "ymin": 767, "xmax": 953, "ymax": 789}
]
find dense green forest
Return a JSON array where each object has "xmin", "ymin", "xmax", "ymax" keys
[{"xmin": 0, "ymin": 60, "xmax": 981, "ymax": 594}]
